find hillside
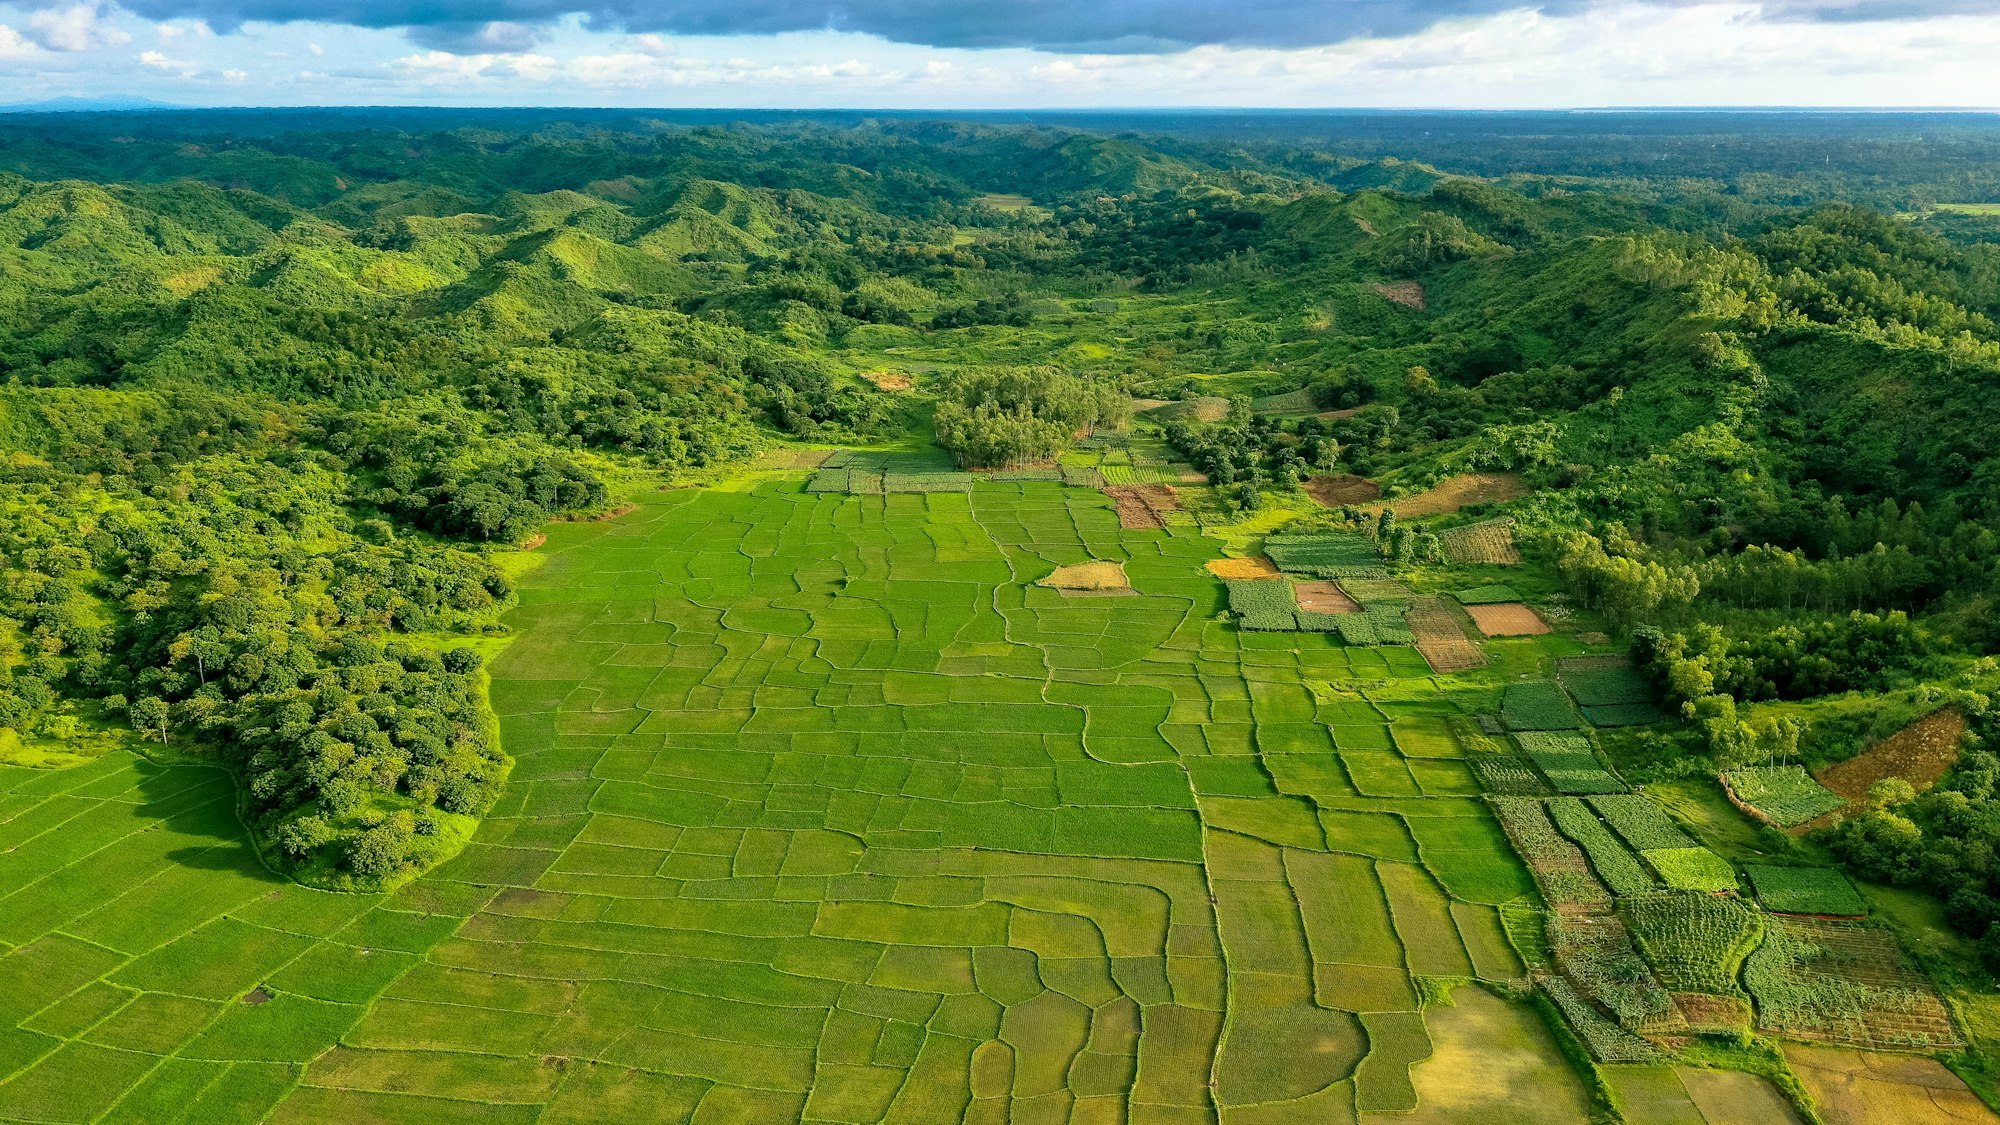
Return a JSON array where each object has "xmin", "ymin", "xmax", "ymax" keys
[{"xmin": 3, "ymin": 110, "xmax": 2000, "ymax": 1123}]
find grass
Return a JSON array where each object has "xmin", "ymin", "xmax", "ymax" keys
[{"xmin": 0, "ymin": 466, "xmax": 1563, "ymax": 1120}]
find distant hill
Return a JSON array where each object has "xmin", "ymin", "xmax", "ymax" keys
[{"xmin": 0, "ymin": 95, "xmax": 184, "ymax": 113}]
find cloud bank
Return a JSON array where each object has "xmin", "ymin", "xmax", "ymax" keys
[{"xmin": 14, "ymin": 0, "xmax": 1994, "ymax": 52}]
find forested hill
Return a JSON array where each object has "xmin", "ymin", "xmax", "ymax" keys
[{"xmin": 2, "ymin": 110, "xmax": 1998, "ymax": 888}]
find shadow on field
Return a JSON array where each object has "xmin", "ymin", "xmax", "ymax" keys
[{"xmin": 126, "ymin": 755, "xmax": 290, "ymax": 885}]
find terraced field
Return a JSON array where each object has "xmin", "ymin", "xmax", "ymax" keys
[{"xmin": 0, "ymin": 474, "xmax": 1550, "ymax": 1122}]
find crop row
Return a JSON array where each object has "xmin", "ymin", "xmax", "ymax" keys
[
  {"xmin": 1490, "ymin": 798, "xmax": 1610, "ymax": 909},
  {"xmin": 1539, "ymin": 975, "xmax": 1661, "ymax": 1063},
  {"xmin": 1436, "ymin": 519, "xmax": 1521, "ymax": 565},
  {"xmin": 1724, "ymin": 766, "xmax": 1846, "ymax": 827},
  {"xmin": 1644, "ymin": 847, "xmax": 1738, "ymax": 893},
  {"xmin": 1744, "ymin": 917, "xmax": 1960, "ymax": 1049},
  {"xmin": 1587, "ymin": 794, "xmax": 1693, "ymax": 851},
  {"xmin": 1516, "ymin": 733, "xmax": 1626, "ymax": 795},
  {"xmin": 1557, "ymin": 664, "xmax": 1657, "ymax": 708},
  {"xmin": 1621, "ymin": 890, "xmax": 1762, "ymax": 995},
  {"xmin": 1265, "ymin": 533, "xmax": 1381, "ymax": 573},
  {"xmin": 1548, "ymin": 797, "xmax": 1655, "ymax": 896},
  {"xmin": 1501, "ymin": 682, "xmax": 1584, "ymax": 732},
  {"xmin": 1468, "ymin": 755, "xmax": 1550, "ymax": 797},
  {"xmin": 1548, "ymin": 913, "xmax": 1677, "ymax": 1032},
  {"xmin": 1743, "ymin": 865, "xmax": 1868, "ymax": 916}
]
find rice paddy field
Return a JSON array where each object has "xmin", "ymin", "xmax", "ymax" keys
[{"xmin": 0, "ymin": 468, "xmax": 1965, "ymax": 1122}]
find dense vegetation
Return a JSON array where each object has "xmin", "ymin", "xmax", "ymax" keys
[{"xmin": 2, "ymin": 108, "xmax": 1998, "ymax": 907}]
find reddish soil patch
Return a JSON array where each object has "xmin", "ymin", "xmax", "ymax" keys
[
  {"xmin": 1206, "ymin": 556, "xmax": 1281, "ymax": 580},
  {"xmin": 1815, "ymin": 707, "xmax": 1967, "ymax": 811},
  {"xmin": 1407, "ymin": 597, "xmax": 1486, "ymax": 673},
  {"xmin": 1294, "ymin": 581, "xmax": 1361, "ymax": 614},
  {"xmin": 1372, "ymin": 473, "xmax": 1529, "ymax": 518},
  {"xmin": 1103, "ymin": 484, "xmax": 1181, "ymax": 530},
  {"xmin": 865, "ymin": 371, "xmax": 914, "ymax": 391},
  {"xmin": 1371, "ymin": 281, "xmax": 1428, "ymax": 311},
  {"xmin": 1673, "ymin": 993, "xmax": 1751, "ymax": 1032},
  {"xmin": 1465, "ymin": 603, "xmax": 1550, "ymax": 637},
  {"xmin": 1303, "ymin": 474, "xmax": 1383, "ymax": 508}
]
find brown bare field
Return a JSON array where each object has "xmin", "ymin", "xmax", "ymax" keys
[
  {"xmin": 1374, "ymin": 473, "xmax": 1529, "ymax": 518},
  {"xmin": 1407, "ymin": 597, "xmax": 1485, "ymax": 673},
  {"xmin": 1816, "ymin": 708, "xmax": 1967, "ymax": 809},
  {"xmin": 1783, "ymin": 1044, "xmax": 1997, "ymax": 1125},
  {"xmin": 1294, "ymin": 580, "xmax": 1360, "ymax": 614},
  {"xmin": 1207, "ymin": 556, "xmax": 1281, "ymax": 580},
  {"xmin": 1673, "ymin": 993, "xmax": 1751, "ymax": 1033},
  {"xmin": 1303, "ymin": 473, "xmax": 1382, "ymax": 508},
  {"xmin": 1039, "ymin": 560, "xmax": 1133, "ymax": 594},
  {"xmin": 1465, "ymin": 603, "xmax": 1551, "ymax": 637},
  {"xmin": 863, "ymin": 371, "xmax": 914, "ymax": 391},
  {"xmin": 1103, "ymin": 484, "xmax": 1180, "ymax": 530},
  {"xmin": 518, "ymin": 533, "xmax": 547, "ymax": 551},
  {"xmin": 1676, "ymin": 1068, "xmax": 1805, "ymax": 1125},
  {"xmin": 1372, "ymin": 281, "xmax": 1428, "ymax": 310}
]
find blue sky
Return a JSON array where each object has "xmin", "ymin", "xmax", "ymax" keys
[{"xmin": 0, "ymin": 1, "xmax": 1996, "ymax": 108}]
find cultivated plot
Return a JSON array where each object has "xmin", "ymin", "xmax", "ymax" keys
[{"xmin": 0, "ymin": 477, "xmax": 1547, "ymax": 1124}]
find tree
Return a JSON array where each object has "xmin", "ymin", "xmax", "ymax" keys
[{"xmin": 128, "ymin": 697, "xmax": 171, "ymax": 745}]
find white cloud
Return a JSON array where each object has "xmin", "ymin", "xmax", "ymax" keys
[
  {"xmin": 391, "ymin": 48, "xmax": 558, "ymax": 83},
  {"xmin": 138, "ymin": 47, "xmax": 198, "ymax": 76},
  {"xmin": 0, "ymin": 22, "xmax": 38, "ymax": 59},
  {"xmin": 27, "ymin": 4, "xmax": 127, "ymax": 52},
  {"xmin": 0, "ymin": 1, "xmax": 1997, "ymax": 108}
]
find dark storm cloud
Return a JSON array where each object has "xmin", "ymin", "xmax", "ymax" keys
[{"xmin": 56, "ymin": 0, "xmax": 2000, "ymax": 52}]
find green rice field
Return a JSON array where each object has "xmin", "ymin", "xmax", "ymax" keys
[{"xmin": 0, "ymin": 474, "xmax": 1557, "ymax": 1122}]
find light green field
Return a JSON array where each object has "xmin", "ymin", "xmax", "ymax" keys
[{"xmin": 0, "ymin": 475, "xmax": 1570, "ymax": 1120}]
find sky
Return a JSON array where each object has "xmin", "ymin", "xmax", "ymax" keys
[{"xmin": 0, "ymin": 0, "xmax": 1996, "ymax": 108}]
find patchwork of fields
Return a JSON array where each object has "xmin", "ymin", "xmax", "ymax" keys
[{"xmin": 0, "ymin": 475, "xmax": 1562, "ymax": 1122}]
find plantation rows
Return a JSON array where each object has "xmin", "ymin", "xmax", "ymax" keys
[{"xmin": 1471, "ymin": 715, "xmax": 1952, "ymax": 1060}]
